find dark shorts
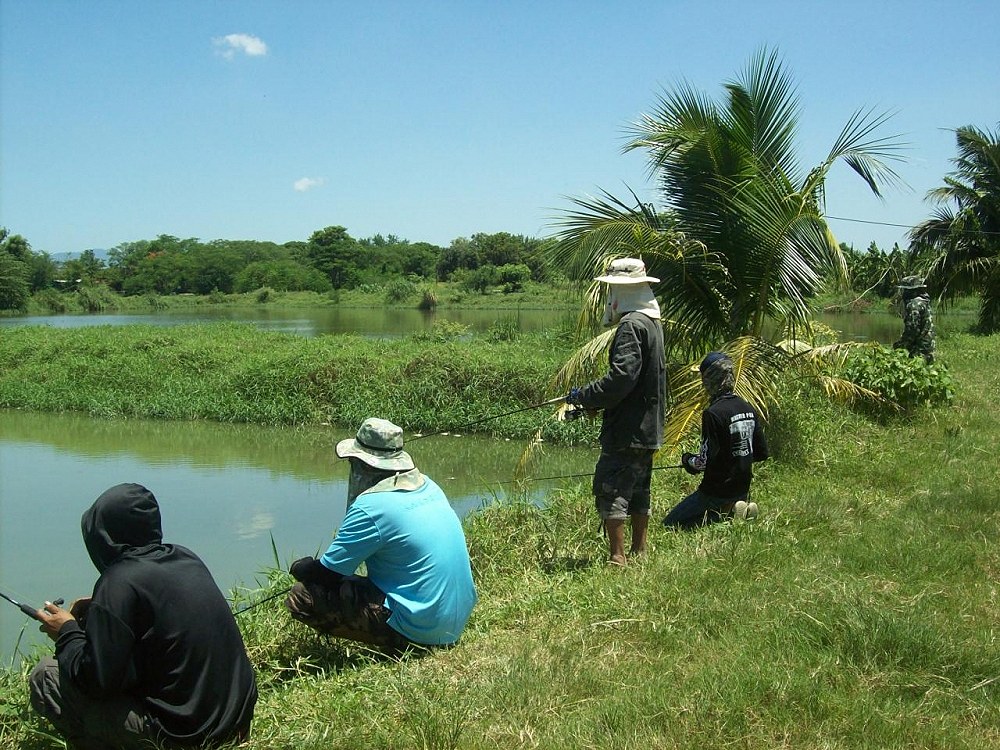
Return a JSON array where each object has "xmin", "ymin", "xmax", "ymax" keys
[
  {"xmin": 592, "ymin": 447, "xmax": 655, "ymax": 520},
  {"xmin": 285, "ymin": 574, "xmax": 414, "ymax": 654}
]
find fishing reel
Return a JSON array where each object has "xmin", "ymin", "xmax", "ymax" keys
[{"xmin": 563, "ymin": 405, "xmax": 591, "ymax": 422}]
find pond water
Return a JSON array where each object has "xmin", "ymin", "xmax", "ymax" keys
[
  {"xmin": 0, "ymin": 409, "xmax": 593, "ymax": 662},
  {"xmin": 0, "ymin": 306, "xmax": 576, "ymax": 338}
]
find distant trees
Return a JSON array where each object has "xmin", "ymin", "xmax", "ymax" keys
[
  {"xmin": 0, "ymin": 224, "xmax": 560, "ymax": 310},
  {"xmin": 0, "ymin": 228, "xmax": 32, "ymax": 310}
]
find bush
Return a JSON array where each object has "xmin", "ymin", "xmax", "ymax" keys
[
  {"xmin": 33, "ymin": 288, "xmax": 68, "ymax": 313},
  {"xmin": 255, "ymin": 287, "xmax": 275, "ymax": 304},
  {"xmin": 410, "ymin": 320, "xmax": 470, "ymax": 343},
  {"xmin": 497, "ymin": 263, "xmax": 531, "ymax": 293},
  {"xmin": 487, "ymin": 315, "xmax": 520, "ymax": 342},
  {"xmin": 384, "ymin": 278, "xmax": 416, "ymax": 304},
  {"xmin": 462, "ymin": 267, "xmax": 499, "ymax": 294},
  {"xmin": 843, "ymin": 346, "xmax": 954, "ymax": 414},
  {"xmin": 76, "ymin": 286, "xmax": 118, "ymax": 313},
  {"xmin": 418, "ymin": 287, "xmax": 438, "ymax": 311}
]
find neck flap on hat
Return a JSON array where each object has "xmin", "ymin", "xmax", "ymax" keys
[{"xmin": 602, "ymin": 282, "xmax": 661, "ymax": 326}]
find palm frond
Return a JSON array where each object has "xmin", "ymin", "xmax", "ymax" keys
[
  {"xmin": 817, "ymin": 106, "xmax": 907, "ymax": 198},
  {"xmin": 550, "ymin": 328, "xmax": 617, "ymax": 393}
]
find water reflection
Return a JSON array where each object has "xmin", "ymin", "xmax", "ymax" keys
[{"xmin": 0, "ymin": 409, "xmax": 593, "ymax": 661}]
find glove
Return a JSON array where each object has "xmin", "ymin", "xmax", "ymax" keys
[
  {"xmin": 566, "ymin": 387, "xmax": 584, "ymax": 405},
  {"xmin": 290, "ymin": 556, "xmax": 342, "ymax": 586},
  {"xmin": 290, "ymin": 556, "xmax": 321, "ymax": 583},
  {"xmin": 681, "ymin": 451, "xmax": 699, "ymax": 475}
]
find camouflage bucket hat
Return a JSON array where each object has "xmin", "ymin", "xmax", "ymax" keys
[
  {"xmin": 336, "ymin": 418, "xmax": 414, "ymax": 471},
  {"xmin": 696, "ymin": 351, "xmax": 735, "ymax": 397},
  {"xmin": 897, "ymin": 275, "xmax": 927, "ymax": 291}
]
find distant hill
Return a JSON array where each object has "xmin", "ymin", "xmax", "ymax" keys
[{"xmin": 49, "ymin": 249, "xmax": 110, "ymax": 262}]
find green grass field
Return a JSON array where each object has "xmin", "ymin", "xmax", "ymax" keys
[{"xmin": 1, "ymin": 328, "xmax": 998, "ymax": 749}]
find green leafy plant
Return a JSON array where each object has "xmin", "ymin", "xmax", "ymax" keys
[
  {"xmin": 384, "ymin": 278, "xmax": 416, "ymax": 303},
  {"xmin": 843, "ymin": 346, "xmax": 953, "ymax": 413}
]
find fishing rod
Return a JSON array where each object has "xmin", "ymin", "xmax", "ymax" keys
[
  {"xmin": 1, "ymin": 590, "xmax": 63, "ymax": 621},
  {"xmin": 232, "ymin": 585, "xmax": 293, "ymax": 618},
  {"xmin": 495, "ymin": 463, "xmax": 687, "ymax": 486},
  {"xmin": 409, "ymin": 395, "xmax": 567, "ymax": 442}
]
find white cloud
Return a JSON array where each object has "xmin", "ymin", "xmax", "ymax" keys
[
  {"xmin": 294, "ymin": 177, "xmax": 326, "ymax": 193},
  {"xmin": 213, "ymin": 33, "xmax": 268, "ymax": 60}
]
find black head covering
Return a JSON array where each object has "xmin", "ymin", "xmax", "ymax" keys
[{"xmin": 82, "ymin": 483, "xmax": 164, "ymax": 572}]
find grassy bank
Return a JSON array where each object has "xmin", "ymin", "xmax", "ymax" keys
[
  {"xmin": 14, "ymin": 283, "xmax": 581, "ymax": 317},
  {"xmin": 2, "ymin": 332, "xmax": 999, "ymax": 749},
  {"xmin": 0, "ymin": 323, "xmax": 595, "ymax": 443}
]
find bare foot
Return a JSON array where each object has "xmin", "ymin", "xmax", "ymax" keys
[{"xmin": 607, "ymin": 554, "xmax": 627, "ymax": 567}]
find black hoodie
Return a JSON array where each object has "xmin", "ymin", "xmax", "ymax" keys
[{"xmin": 55, "ymin": 483, "xmax": 257, "ymax": 745}]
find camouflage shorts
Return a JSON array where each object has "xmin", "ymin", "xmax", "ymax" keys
[
  {"xmin": 285, "ymin": 575, "xmax": 412, "ymax": 653},
  {"xmin": 592, "ymin": 447, "xmax": 655, "ymax": 520}
]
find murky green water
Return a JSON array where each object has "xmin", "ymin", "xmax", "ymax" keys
[
  {"xmin": 0, "ymin": 306, "xmax": 575, "ymax": 338},
  {"xmin": 0, "ymin": 409, "xmax": 592, "ymax": 661}
]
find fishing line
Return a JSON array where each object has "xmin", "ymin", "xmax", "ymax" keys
[
  {"xmin": 408, "ymin": 395, "xmax": 566, "ymax": 443},
  {"xmin": 494, "ymin": 464, "xmax": 686, "ymax": 486}
]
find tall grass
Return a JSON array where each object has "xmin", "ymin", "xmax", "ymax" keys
[{"xmin": 0, "ymin": 324, "xmax": 594, "ymax": 443}]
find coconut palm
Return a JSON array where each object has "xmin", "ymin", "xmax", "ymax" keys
[
  {"xmin": 910, "ymin": 123, "xmax": 1000, "ymax": 333},
  {"xmin": 548, "ymin": 49, "xmax": 904, "ymax": 444}
]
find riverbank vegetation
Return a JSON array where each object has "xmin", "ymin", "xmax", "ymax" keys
[{"xmin": 2, "ymin": 330, "xmax": 998, "ymax": 748}]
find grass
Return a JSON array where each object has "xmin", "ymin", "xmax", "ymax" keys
[
  {"xmin": 0, "ymin": 323, "xmax": 597, "ymax": 443},
  {"xmin": 1, "ymin": 330, "xmax": 999, "ymax": 748},
  {"xmin": 15, "ymin": 283, "xmax": 582, "ymax": 317}
]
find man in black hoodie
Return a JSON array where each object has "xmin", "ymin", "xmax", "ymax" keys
[{"xmin": 30, "ymin": 483, "xmax": 257, "ymax": 749}]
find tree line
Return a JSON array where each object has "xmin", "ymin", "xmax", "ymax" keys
[{"xmin": 0, "ymin": 227, "xmax": 560, "ymax": 311}]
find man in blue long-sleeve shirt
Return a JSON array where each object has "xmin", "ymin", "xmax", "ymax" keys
[{"xmin": 286, "ymin": 418, "xmax": 477, "ymax": 652}]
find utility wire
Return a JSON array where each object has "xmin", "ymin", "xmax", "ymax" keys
[{"xmin": 827, "ymin": 214, "xmax": 1000, "ymax": 237}]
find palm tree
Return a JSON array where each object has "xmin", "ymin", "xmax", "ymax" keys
[
  {"xmin": 548, "ymin": 49, "xmax": 904, "ymax": 445},
  {"xmin": 910, "ymin": 124, "xmax": 1000, "ymax": 333}
]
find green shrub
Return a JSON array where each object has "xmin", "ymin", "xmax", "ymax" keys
[
  {"xmin": 384, "ymin": 279, "xmax": 416, "ymax": 304},
  {"xmin": 843, "ymin": 346, "xmax": 954, "ymax": 414},
  {"xmin": 256, "ymin": 287, "xmax": 275, "ymax": 304},
  {"xmin": 486, "ymin": 315, "xmax": 520, "ymax": 342},
  {"xmin": 497, "ymin": 263, "xmax": 531, "ymax": 293},
  {"xmin": 418, "ymin": 287, "xmax": 438, "ymax": 311},
  {"xmin": 144, "ymin": 292, "xmax": 167, "ymax": 310},
  {"xmin": 76, "ymin": 286, "xmax": 118, "ymax": 313},
  {"xmin": 33, "ymin": 288, "xmax": 68, "ymax": 313},
  {"xmin": 410, "ymin": 320, "xmax": 470, "ymax": 343}
]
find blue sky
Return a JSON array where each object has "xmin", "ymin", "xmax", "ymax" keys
[{"xmin": 2, "ymin": 1, "xmax": 998, "ymax": 257}]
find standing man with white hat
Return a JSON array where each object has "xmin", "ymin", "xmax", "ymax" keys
[
  {"xmin": 285, "ymin": 418, "xmax": 477, "ymax": 652},
  {"xmin": 566, "ymin": 258, "xmax": 666, "ymax": 566}
]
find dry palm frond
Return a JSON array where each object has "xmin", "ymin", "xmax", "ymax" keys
[
  {"xmin": 510, "ymin": 427, "xmax": 547, "ymax": 497},
  {"xmin": 550, "ymin": 328, "xmax": 617, "ymax": 393},
  {"xmin": 813, "ymin": 374, "xmax": 890, "ymax": 408}
]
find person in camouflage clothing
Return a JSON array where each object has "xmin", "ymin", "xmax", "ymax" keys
[{"xmin": 893, "ymin": 276, "xmax": 936, "ymax": 364}]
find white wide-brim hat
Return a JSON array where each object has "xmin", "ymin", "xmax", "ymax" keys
[
  {"xmin": 594, "ymin": 257, "xmax": 660, "ymax": 284},
  {"xmin": 336, "ymin": 417, "xmax": 415, "ymax": 471}
]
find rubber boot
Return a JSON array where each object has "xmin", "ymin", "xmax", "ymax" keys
[
  {"xmin": 605, "ymin": 519, "xmax": 626, "ymax": 566},
  {"xmin": 629, "ymin": 514, "xmax": 649, "ymax": 557}
]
